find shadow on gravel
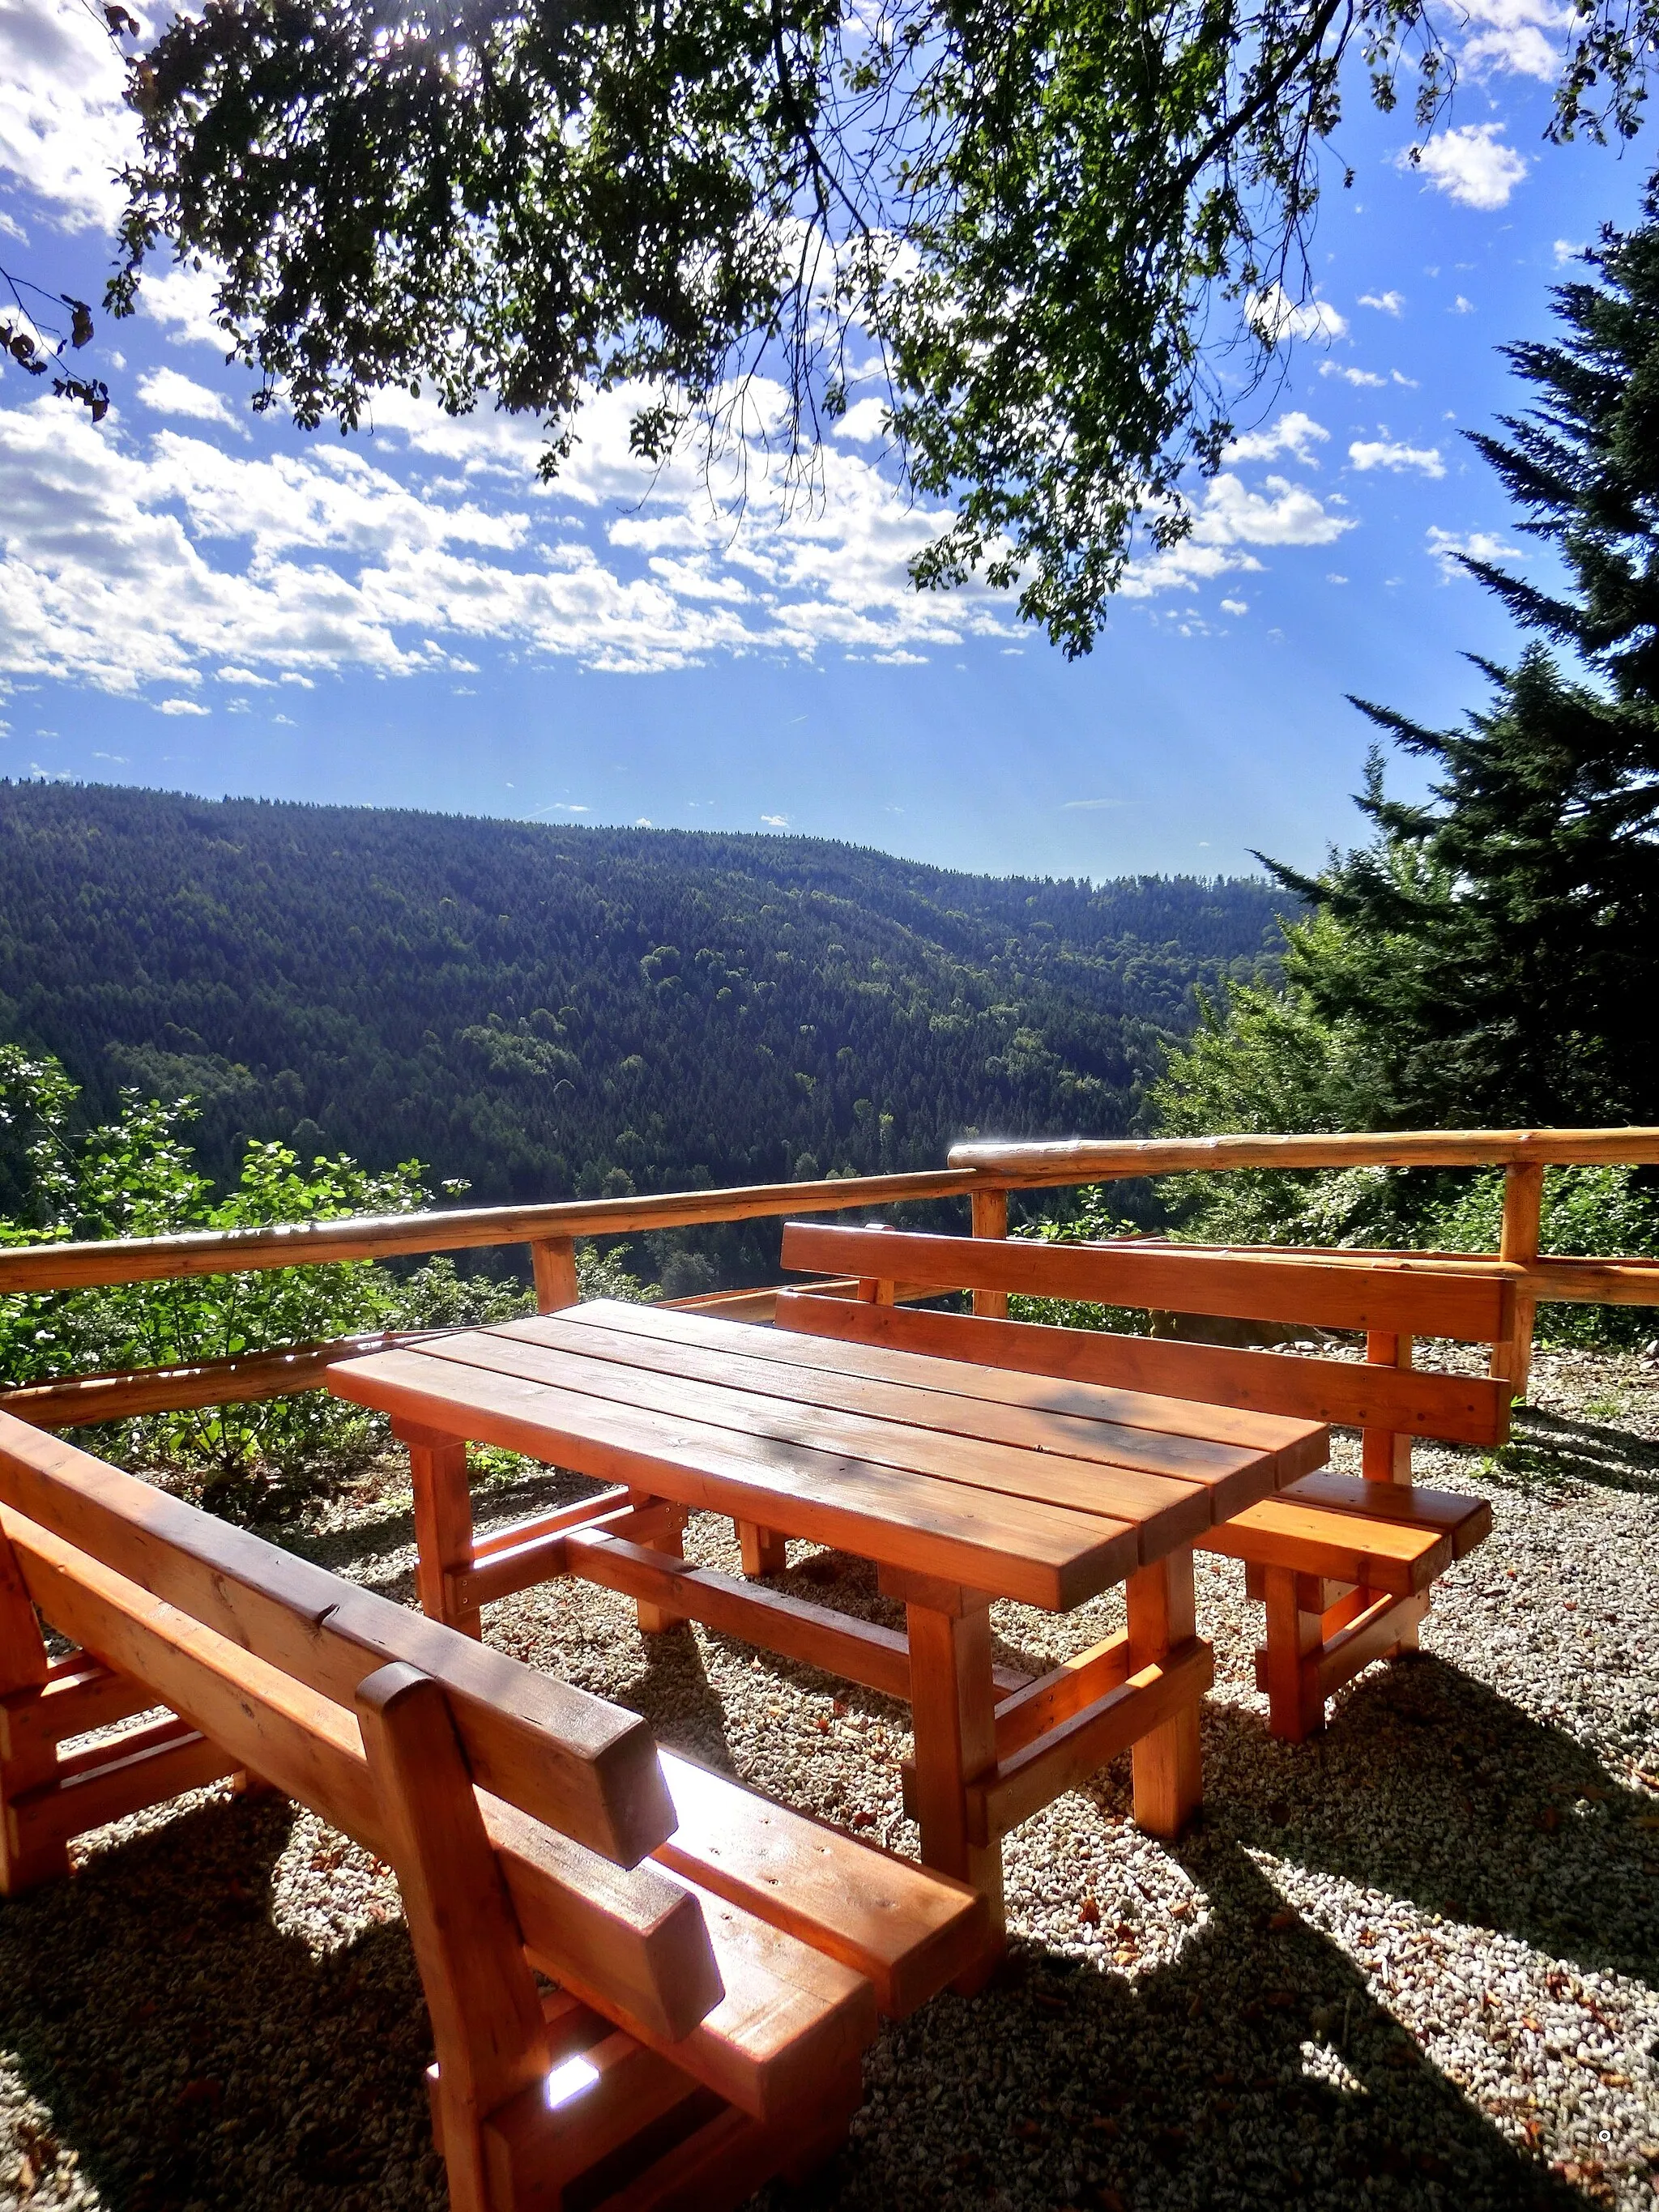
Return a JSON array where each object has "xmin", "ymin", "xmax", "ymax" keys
[
  {"xmin": 772, "ymin": 1830, "xmax": 1584, "ymax": 2212},
  {"xmin": 0, "ymin": 1793, "xmax": 445, "ymax": 2212},
  {"xmin": 1197, "ymin": 1661, "xmax": 1659, "ymax": 1987},
  {"xmin": 1482, "ymin": 1403, "xmax": 1659, "ymax": 1498}
]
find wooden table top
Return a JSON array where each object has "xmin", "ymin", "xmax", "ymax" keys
[{"xmin": 330, "ymin": 1300, "xmax": 1329, "ymax": 1612}]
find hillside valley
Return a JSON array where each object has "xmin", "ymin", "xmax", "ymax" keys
[{"xmin": 0, "ymin": 783, "xmax": 1289, "ymax": 1272}]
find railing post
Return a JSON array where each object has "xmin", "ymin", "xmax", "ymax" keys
[
  {"xmin": 969, "ymin": 1187, "xmax": 1009, "ymax": 1319},
  {"xmin": 1491, "ymin": 1162, "xmax": 1544, "ymax": 1403},
  {"xmin": 530, "ymin": 1237, "xmax": 579, "ymax": 1314}
]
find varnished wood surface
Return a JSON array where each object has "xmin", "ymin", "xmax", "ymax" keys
[
  {"xmin": 780, "ymin": 1222, "xmax": 1514, "ymax": 1342},
  {"xmin": 331, "ymin": 1302, "xmax": 1328, "ymax": 1611},
  {"xmin": 948, "ymin": 1126, "xmax": 1659, "ymax": 1183}
]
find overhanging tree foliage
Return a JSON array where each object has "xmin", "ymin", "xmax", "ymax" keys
[{"xmin": 81, "ymin": 0, "xmax": 1659, "ymax": 651}]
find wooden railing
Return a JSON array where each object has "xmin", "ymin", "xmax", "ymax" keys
[
  {"xmin": 949, "ymin": 1127, "xmax": 1659, "ymax": 1398},
  {"xmin": 2, "ymin": 1128, "xmax": 1656, "ymax": 1428}
]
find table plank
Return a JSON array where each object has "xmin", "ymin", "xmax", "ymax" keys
[
  {"xmin": 331, "ymin": 1348, "xmax": 1140, "ymax": 1609},
  {"xmin": 492, "ymin": 1311, "xmax": 1282, "ymax": 1518},
  {"xmin": 562, "ymin": 1299, "xmax": 1327, "ymax": 1466},
  {"xmin": 418, "ymin": 1329, "xmax": 1213, "ymax": 1550}
]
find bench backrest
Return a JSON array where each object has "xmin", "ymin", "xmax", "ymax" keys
[
  {"xmin": 0, "ymin": 1409, "xmax": 719, "ymax": 2046},
  {"xmin": 777, "ymin": 1224, "xmax": 1515, "ymax": 1447}
]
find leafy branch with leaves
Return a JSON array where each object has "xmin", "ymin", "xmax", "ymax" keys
[{"xmin": 100, "ymin": 0, "xmax": 1658, "ymax": 653}]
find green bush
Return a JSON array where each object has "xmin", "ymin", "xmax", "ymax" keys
[
  {"xmin": 0, "ymin": 1047, "xmax": 651, "ymax": 1515},
  {"xmin": 1418, "ymin": 1166, "xmax": 1659, "ymax": 1349}
]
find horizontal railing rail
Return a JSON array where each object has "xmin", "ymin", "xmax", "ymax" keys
[
  {"xmin": 3, "ymin": 1127, "xmax": 1657, "ymax": 1426},
  {"xmin": 947, "ymin": 1127, "xmax": 1659, "ymax": 1184},
  {"xmin": 0, "ymin": 1167, "xmax": 979, "ymax": 1297}
]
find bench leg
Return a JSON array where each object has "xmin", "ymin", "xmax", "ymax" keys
[
  {"xmin": 736, "ymin": 1522, "xmax": 787, "ymax": 1579},
  {"xmin": 402, "ymin": 1429, "xmax": 481, "ymax": 1639},
  {"xmin": 1126, "ymin": 1547, "xmax": 1202, "ymax": 1835},
  {"xmin": 357, "ymin": 1663, "xmax": 549, "ymax": 2212},
  {"xmin": 1260, "ymin": 1565, "xmax": 1326, "ymax": 1743},
  {"xmin": 0, "ymin": 1524, "xmax": 65, "ymax": 1894},
  {"xmin": 902, "ymin": 1583, "xmax": 1004, "ymax": 1988}
]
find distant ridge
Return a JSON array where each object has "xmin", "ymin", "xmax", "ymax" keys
[{"xmin": 0, "ymin": 782, "xmax": 1289, "ymax": 1257}]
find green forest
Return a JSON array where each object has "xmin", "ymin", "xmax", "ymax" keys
[{"xmin": 0, "ymin": 779, "xmax": 1286, "ymax": 1213}]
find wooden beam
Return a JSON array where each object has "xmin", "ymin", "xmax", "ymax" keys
[
  {"xmin": 1314, "ymin": 1589, "xmax": 1431, "ymax": 1698},
  {"xmin": 774, "ymin": 1291, "xmax": 1504, "ymax": 1447},
  {"xmin": 968, "ymin": 1639, "xmax": 1213, "ymax": 1846},
  {"xmin": 447, "ymin": 1497, "xmax": 679, "ymax": 1616},
  {"xmin": 947, "ymin": 1127, "xmax": 1659, "ymax": 1184},
  {"xmin": 1201, "ymin": 1495, "xmax": 1451, "ymax": 1594},
  {"xmin": 0, "ymin": 1170, "xmax": 981, "ymax": 1296},
  {"xmin": 14, "ymin": 1715, "xmax": 238, "ymax": 1852},
  {"xmin": 531, "ymin": 1237, "xmax": 579, "ymax": 1314},
  {"xmin": 565, "ymin": 1534, "xmax": 913, "ymax": 1703},
  {"xmin": 780, "ymin": 1223, "xmax": 1513, "ymax": 1343},
  {"xmin": 651, "ymin": 1751, "xmax": 987, "ymax": 2019},
  {"xmin": 970, "ymin": 1187, "xmax": 1009, "ymax": 1320},
  {"xmin": 0, "ymin": 1331, "xmax": 420, "ymax": 1431},
  {"xmin": 1125, "ymin": 1549, "xmax": 1202, "ymax": 1837},
  {"xmin": 992, "ymin": 1632, "xmax": 1133, "ymax": 1762},
  {"xmin": 357, "ymin": 1664, "xmax": 551, "ymax": 2212}
]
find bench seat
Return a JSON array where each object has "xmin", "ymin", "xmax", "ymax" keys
[
  {"xmin": 0, "ymin": 1411, "xmax": 986, "ymax": 2210},
  {"xmin": 775, "ymin": 1222, "xmax": 1504, "ymax": 1747}
]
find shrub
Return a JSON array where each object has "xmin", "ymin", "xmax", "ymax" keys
[{"xmin": 0, "ymin": 1046, "xmax": 650, "ymax": 1515}]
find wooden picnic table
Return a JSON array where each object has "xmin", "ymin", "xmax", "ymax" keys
[{"xmin": 330, "ymin": 1299, "xmax": 1328, "ymax": 1975}]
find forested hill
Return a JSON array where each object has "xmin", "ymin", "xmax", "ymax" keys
[{"xmin": 0, "ymin": 782, "xmax": 1290, "ymax": 1205}]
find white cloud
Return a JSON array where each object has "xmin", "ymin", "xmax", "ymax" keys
[
  {"xmin": 156, "ymin": 697, "xmax": 211, "ymax": 716},
  {"xmin": 1358, "ymin": 290, "xmax": 1405, "ymax": 315},
  {"xmin": 1452, "ymin": 296, "xmax": 1476, "ymax": 315},
  {"xmin": 1219, "ymin": 598, "xmax": 1248, "ymax": 616},
  {"xmin": 1350, "ymin": 438, "xmax": 1446, "ymax": 477},
  {"xmin": 138, "ymin": 263, "xmax": 233, "ymax": 352},
  {"xmin": 1121, "ymin": 466, "xmax": 1351, "ymax": 598},
  {"xmin": 1460, "ymin": 0, "xmax": 1571, "ymax": 80},
  {"xmin": 1401, "ymin": 125, "xmax": 1529, "ymax": 211},
  {"xmin": 137, "ymin": 368, "xmax": 247, "ymax": 434},
  {"xmin": 1247, "ymin": 283, "xmax": 1348, "ymax": 344},
  {"xmin": 1427, "ymin": 523, "xmax": 1523, "ymax": 576},
  {"xmin": 834, "ymin": 396, "xmax": 889, "ymax": 445},
  {"xmin": 1062, "ymin": 798, "xmax": 1128, "ymax": 811},
  {"xmin": 217, "ymin": 664, "xmax": 275, "ymax": 687},
  {"xmin": 92, "ymin": 748, "xmax": 126, "ymax": 759},
  {"xmin": 0, "ymin": 0, "xmax": 134, "ymax": 231},
  {"xmin": 1327, "ymin": 573, "xmax": 1349, "ymax": 584},
  {"xmin": 1192, "ymin": 474, "xmax": 1353, "ymax": 548},
  {"xmin": 760, "ymin": 812, "xmax": 790, "ymax": 826},
  {"xmin": 1320, "ymin": 362, "xmax": 1388, "ymax": 388},
  {"xmin": 1554, "ymin": 238, "xmax": 1585, "ymax": 266},
  {"xmin": 1223, "ymin": 411, "xmax": 1329, "ymax": 467}
]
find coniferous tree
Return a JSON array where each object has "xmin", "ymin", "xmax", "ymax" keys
[{"xmin": 1267, "ymin": 180, "xmax": 1659, "ymax": 1128}]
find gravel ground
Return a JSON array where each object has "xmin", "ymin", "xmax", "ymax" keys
[{"xmin": 2, "ymin": 1345, "xmax": 1656, "ymax": 2212}]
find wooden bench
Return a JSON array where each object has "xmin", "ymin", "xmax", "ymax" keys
[
  {"xmin": 0, "ymin": 1411, "xmax": 987, "ymax": 2212},
  {"xmin": 774, "ymin": 1222, "xmax": 1505, "ymax": 1743}
]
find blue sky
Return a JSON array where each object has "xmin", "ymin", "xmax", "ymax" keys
[{"xmin": 1, "ymin": 0, "xmax": 1652, "ymax": 883}]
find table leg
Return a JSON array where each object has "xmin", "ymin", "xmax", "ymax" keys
[
  {"xmin": 1125, "ymin": 1545, "xmax": 1202, "ymax": 1837},
  {"xmin": 901, "ymin": 1586, "xmax": 1004, "ymax": 1986},
  {"xmin": 634, "ymin": 1494, "xmax": 685, "ymax": 1634},
  {"xmin": 736, "ymin": 1523, "xmax": 787, "ymax": 1579},
  {"xmin": 402, "ymin": 1429, "xmax": 480, "ymax": 1639}
]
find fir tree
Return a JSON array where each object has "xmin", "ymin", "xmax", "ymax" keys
[{"xmin": 1268, "ymin": 180, "xmax": 1659, "ymax": 1127}]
